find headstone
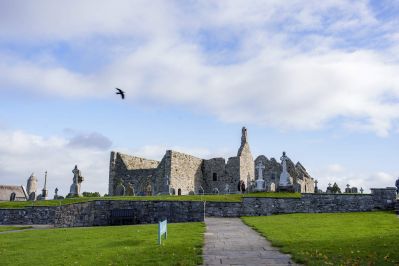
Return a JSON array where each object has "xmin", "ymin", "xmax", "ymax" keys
[
  {"xmin": 53, "ymin": 187, "xmax": 59, "ymax": 199},
  {"xmin": 28, "ymin": 192, "xmax": 36, "ymax": 201},
  {"xmin": 345, "ymin": 184, "xmax": 351, "ymax": 193},
  {"xmin": 212, "ymin": 188, "xmax": 219, "ymax": 194},
  {"xmin": 278, "ymin": 151, "xmax": 293, "ymax": 192},
  {"xmin": 68, "ymin": 165, "xmax": 84, "ymax": 197},
  {"xmin": 314, "ymin": 180, "xmax": 319, "ymax": 193},
  {"xmin": 126, "ymin": 182, "xmax": 134, "ymax": 196},
  {"xmin": 360, "ymin": 187, "xmax": 364, "ymax": 194},
  {"xmin": 224, "ymin": 184, "xmax": 230, "ymax": 194},
  {"xmin": 268, "ymin": 182, "xmax": 276, "ymax": 192},
  {"xmin": 10, "ymin": 192, "xmax": 16, "ymax": 201},
  {"xmin": 395, "ymin": 177, "xmax": 399, "ymax": 194},
  {"xmin": 351, "ymin": 187, "xmax": 358, "ymax": 194},
  {"xmin": 255, "ymin": 161, "xmax": 266, "ymax": 191},
  {"xmin": 326, "ymin": 183, "xmax": 332, "ymax": 193}
]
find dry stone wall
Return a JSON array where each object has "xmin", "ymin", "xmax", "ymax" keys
[{"xmin": 1, "ymin": 189, "xmax": 395, "ymax": 227}]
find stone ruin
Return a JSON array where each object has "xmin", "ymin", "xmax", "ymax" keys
[{"xmin": 108, "ymin": 127, "xmax": 315, "ymax": 196}]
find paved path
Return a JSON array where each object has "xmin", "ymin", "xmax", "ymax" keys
[
  {"xmin": 203, "ymin": 218, "xmax": 299, "ymax": 266},
  {"xmin": 0, "ymin": 224, "xmax": 53, "ymax": 234}
]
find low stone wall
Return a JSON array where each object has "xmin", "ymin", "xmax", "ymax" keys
[
  {"xmin": 0, "ymin": 207, "xmax": 56, "ymax": 225},
  {"xmin": 205, "ymin": 193, "xmax": 386, "ymax": 217},
  {"xmin": 0, "ymin": 189, "xmax": 396, "ymax": 227},
  {"xmin": 55, "ymin": 200, "xmax": 204, "ymax": 227}
]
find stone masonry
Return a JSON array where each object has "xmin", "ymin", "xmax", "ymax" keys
[
  {"xmin": 0, "ymin": 189, "xmax": 396, "ymax": 227},
  {"xmin": 109, "ymin": 127, "xmax": 314, "ymax": 196}
]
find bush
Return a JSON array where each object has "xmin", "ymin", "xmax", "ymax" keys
[{"xmin": 82, "ymin": 192, "xmax": 101, "ymax": 197}]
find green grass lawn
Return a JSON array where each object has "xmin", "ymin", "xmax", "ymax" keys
[
  {"xmin": 0, "ymin": 222, "xmax": 204, "ymax": 266},
  {"xmin": 0, "ymin": 226, "xmax": 32, "ymax": 232},
  {"xmin": 0, "ymin": 192, "xmax": 301, "ymax": 208},
  {"xmin": 242, "ymin": 212, "xmax": 399, "ymax": 265}
]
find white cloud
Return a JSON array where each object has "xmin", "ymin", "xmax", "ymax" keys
[
  {"xmin": 1, "ymin": 1, "xmax": 399, "ymax": 136},
  {"xmin": 312, "ymin": 165, "xmax": 397, "ymax": 193},
  {"xmin": 0, "ymin": 130, "xmax": 232, "ymax": 196},
  {"xmin": 0, "ymin": 130, "xmax": 110, "ymax": 197}
]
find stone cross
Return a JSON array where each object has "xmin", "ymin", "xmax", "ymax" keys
[
  {"xmin": 328, "ymin": 183, "xmax": 332, "ymax": 187},
  {"xmin": 360, "ymin": 187, "xmax": 364, "ymax": 194},
  {"xmin": 255, "ymin": 161, "xmax": 265, "ymax": 180},
  {"xmin": 41, "ymin": 171, "xmax": 48, "ymax": 200}
]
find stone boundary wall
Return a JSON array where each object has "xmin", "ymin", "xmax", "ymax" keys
[
  {"xmin": 0, "ymin": 201, "xmax": 204, "ymax": 227},
  {"xmin": 206, "ymin": 193, "xmax": 394, "ymax": 217},
  {"xmin": 0, "ymin": 207, "xmax": 56, "ymax": 225},
  {"xmin": 0, "ymin": 190, "xmax": 396, "ymax": 227},
  {"xmin": 55, "ymin": 200, "xmax": 204, "ymax": 227}
]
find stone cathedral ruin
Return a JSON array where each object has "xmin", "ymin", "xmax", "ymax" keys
[{"xmin": 109, "ymin": 127, "xmax": 315, "ymax": 196}]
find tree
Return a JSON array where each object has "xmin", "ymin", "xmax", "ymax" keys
[
  {"xmin": 82, "ymin": 192, "xmax": 101, "ymax": 197},
  {"xmin": 331, "ymin": 182, "xmax": 341, "ymax": 194}
]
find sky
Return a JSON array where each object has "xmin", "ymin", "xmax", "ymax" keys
[{"xmin": 1, "ymin": 0, "xmax": 399, "ymax": 197}]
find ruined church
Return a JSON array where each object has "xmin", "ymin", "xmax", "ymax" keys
[{"xmin": 108, "ymin": 127, "xmax": 315, "ymax": 196}]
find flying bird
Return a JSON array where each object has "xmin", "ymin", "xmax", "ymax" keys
[{"xmin": 115, "ymin": 88, "xmax": 125, "ymax": 99}]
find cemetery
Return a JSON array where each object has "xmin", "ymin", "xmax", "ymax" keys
[{"xmin": 1, "ymin": 127, "xmax": 398, "ymax": 265}]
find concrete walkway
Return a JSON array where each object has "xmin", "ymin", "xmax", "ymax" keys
[
  {"xmin": 203, "ymin": 218, "xmax": 299, "ymax": 266},
  {"xmin": 0, "ymin": 224, "xmax": 53, "ymax": 234}
]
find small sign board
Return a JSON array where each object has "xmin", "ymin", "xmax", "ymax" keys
[{"xmin": 158, "ymin": 219, "xmax": 167, "ymax": 245}]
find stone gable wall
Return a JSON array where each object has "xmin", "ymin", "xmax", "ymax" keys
[
  {"xmin": 169, "ymin": 151, "xmax": 204, "ymax": 195},
  {"xmin": 109, "ymin": 152, "xmax": 159, "ymax": 195}
]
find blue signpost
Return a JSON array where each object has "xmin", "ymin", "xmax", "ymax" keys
[{"xmin": 158, "ymin": 219, "xmax": 167, "ymax": 245}]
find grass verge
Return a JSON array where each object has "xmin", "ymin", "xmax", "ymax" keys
[
  {"xmin": 0, "ymin": 192, "xmax": 302, "ymax": 208},
  {"xmin": 242, "ymin": 212, "xmax": 399, "ymax": 265},
  {"xmin": 0, "ymin": 222, "xmax": 204, "ymax": 266}
]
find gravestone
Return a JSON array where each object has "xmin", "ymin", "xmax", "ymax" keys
[
  {"xmin": 277, "ymin": 151, "xmax": 294, "ymax": 192},
  {"xmin": 269, "ymin": 182, "xmax": 276, "ymax": 192},
  {"xmin": 345, "ymin": 184, "xmax": 351, "ymax": 193},
  {"xmin": 255, "ymin": 161, "xmax": 265, "ymax": 191},
  {"xmin": 10, "ymin": 192, "xmax": 16, "ymax": 201},
  {"xmin": 224, "ymin": 184, "xmax": 230, "ymax": 194},
  {"xmin": 28, "ymin": 192, "xmax": 36, "ymax": 201},
  {"xmin": 53, "ymin": 187, "xmax": 59, "ymax": 199},
  {"xmin": 126, "ymin": 182, "xmax": 134, "ymax": 196}
]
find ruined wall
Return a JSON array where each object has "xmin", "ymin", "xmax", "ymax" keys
[
  {"xmin": 169, "ymin": 151, "xmax": 203, "ymax": 195},
  {"xmin": 202, "ymin": 158, "xmax": 228, "ymax": 193},
  {"xmin": 225, "ymin": 157, "xmax": 241, "ymax": 192},
  {"xmin": 254, "ymin": 155, "xmax": 315, "ymax": 193},
  {"xmin": 109, "ymin": 152, "xmax": 159, "ymax": 196},
  {"xmin": 153, "ymin": 152, "xmax": 172, "ymax": 195}
]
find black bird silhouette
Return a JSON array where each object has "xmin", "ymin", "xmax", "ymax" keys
[{"xmin": 115, "ymin": 88, "xmax": 125, "ymax": 99}]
